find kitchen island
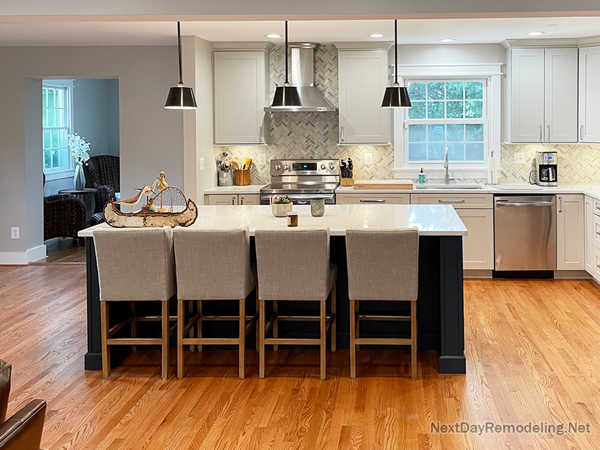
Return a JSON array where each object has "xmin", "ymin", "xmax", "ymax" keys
[{"xmin": 79, "ymin": 204, "xmax": 467, "ymax": 374}]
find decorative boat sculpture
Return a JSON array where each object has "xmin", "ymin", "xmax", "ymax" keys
[{"xmin": 103, "ymin": 172, "xmax": 198, "ymax": 228}]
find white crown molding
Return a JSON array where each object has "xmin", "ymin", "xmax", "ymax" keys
[
  {"xmin": 505, "ymin": 36, "xmax": 600, "ymax": 49},
  {"xmin": 211, "ymin": 42, "xmax": 272, "ymax": 51},
  {"xmin": 0, "ymin": 244, "xmax": 47, "ymax": 265},
  {"xmin": 395, "ymin": 63, "xmax": 504, "ymax": 77},
  {"xmin": 334, "ymin": 42, "xmax": 392, "ymax": 51}
]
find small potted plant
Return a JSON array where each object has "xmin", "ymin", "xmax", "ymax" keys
[{"xmin": 272, "ymin": 195, "xmax": 292, "ymax": 217}]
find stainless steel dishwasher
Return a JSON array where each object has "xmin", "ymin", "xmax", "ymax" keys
[{"xmin": 494, "ymin": 195, "xmax": 556, "ymax": 271}]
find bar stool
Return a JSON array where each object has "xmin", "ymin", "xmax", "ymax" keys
[
  {"xmin": 346, "ymin": 228, "xmax": 419, "ymax": 380},
  {"xmin": 255, "ymin": 229, "xmax": 336, "ymax": 380},
  {"xmin": 173, "ymin": 228, "xmax": 256, "ymax": 379},
  {"xmin": 94, "ymin": 228, "xmax": 176, "ymax": 380}
]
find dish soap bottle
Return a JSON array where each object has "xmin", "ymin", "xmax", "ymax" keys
[{"xmin": 418, "ymin": 168, "xmax": 426, "ymax": 184}]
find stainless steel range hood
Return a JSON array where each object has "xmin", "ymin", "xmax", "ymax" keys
[{"xmin": 265, "ymin": 43, "xmax": 337, "ymax": 113}]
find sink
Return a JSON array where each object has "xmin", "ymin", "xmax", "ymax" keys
[
  {"xmin": 491, "ymin": 184, "xmax": 544, "ymax": 190},
  {"xmin": 414, "ymin": 183, "xmax": 483, "ymax": 190}
]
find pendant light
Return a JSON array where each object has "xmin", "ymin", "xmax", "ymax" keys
[
  {"xmin": 381, "ymin": 19, "xmax": 411, "ymax": 108},
  {"xmin": 165, "ymin": 21, "xmax": 197, "ymax": 110},
  {"xmin": 270, "ymin": 20, "xmax": 301, "ymax": 108}
]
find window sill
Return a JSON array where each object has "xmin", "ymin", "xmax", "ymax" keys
[
  {"xmin": 393, "ymin": 166, "xmax": 490, "ymax": 180},
  {"xmin": 44, "ymin": 168, "xmax": 74, "ymax": 181}
]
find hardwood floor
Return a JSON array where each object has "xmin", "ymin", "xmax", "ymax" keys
[{"xmin": 1, "ymin": 265, "xmax": 600, "ymax": 449}]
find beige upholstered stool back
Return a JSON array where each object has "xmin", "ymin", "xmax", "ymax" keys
[
  {"xmin": 255, "ymin": 229, "xmax": 332, "ymax": 301},
  {"xmin": 93, "ymin": 228, "xmax": 176, "ymax": 301},
  {"xmin": 173, "ymin": 228, "xmax": 254, "ymax": 300},
  {"xmin": 346, "ymin": 228, "xmax": 419, "ymax": 301}
]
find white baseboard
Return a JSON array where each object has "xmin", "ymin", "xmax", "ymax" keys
[{"xmin": 0, "ymin": 244, "xmax": 47, "ymax": 265}]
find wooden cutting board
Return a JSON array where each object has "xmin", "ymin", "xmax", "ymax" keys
[{"xmin": 352, "ymin": 179, "xmax": 413, "ymax": 190}]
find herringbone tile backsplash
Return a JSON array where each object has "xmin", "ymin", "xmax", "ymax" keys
[{"xmin": 214, "ymin": 44, "xmax": 600, "ymax": 186}]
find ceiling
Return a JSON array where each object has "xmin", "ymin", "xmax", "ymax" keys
[{"xmin": 1, "ymin": 17, "xmax": 600, "ymax": 46}]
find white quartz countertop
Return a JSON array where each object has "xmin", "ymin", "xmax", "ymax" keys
[
  {"xmin": 204, "ymin": 185, "xmax": 264, "ymax": 194},
  {"xmin": 78, "ymin": 204, "xmax": 467, "ymax": 238},
  {"xmin": 337, "ymin": 183, "xmax": 600, "ymax": 197}
]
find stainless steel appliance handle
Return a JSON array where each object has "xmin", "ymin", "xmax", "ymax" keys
[
  {"xmin": 340, "ymin": 126, "xmax": 345, "ymax": 142},
  {"xmin": 359, "ymin": 199, "xmax": 386, "ymax": 203},
  {"xmin": 496, "ymin": 201, "xmax": 554, "ymax": 207},
  {"xmin": 438, "ymin": 199, "xmax": 465, "ymax": 204}
]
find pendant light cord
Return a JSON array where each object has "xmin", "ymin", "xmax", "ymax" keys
[
  {"xmin": 177, "ymin": 21, "xmax": 183, "ymax": 84},
  {"xmin": 394, "ymin": 19, "xmax": 398, "ymax": 85},
  {"xmin": 284, "ymin": 20, "xmax": 289, "ymax": 84}
]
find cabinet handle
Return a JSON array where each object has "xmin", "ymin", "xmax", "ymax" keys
[
  {"xmin": 438, "ymin": 199, "xmax": 465, "ymax": 204},
  {"xmin": 359, "ymin": 199, "xmax": 386, "ymax": 203},
  {"xmin": 539, "ymin": 125, "xmax": 543, "ymax": 143},
  {"xmin": 546, "ymin": 125, "xmax": 550, "ymax": 142},
  {"xmin": 240, "ymin": 196, "xmax": 244, "ymax": 205},
  {"xmin": 580, "ymin": 125, "xmax": 584, "ymax": 141},
  {"xmin": 340, "ymin": 126, "xmax": 345, "ymax": 143},
  {"xmin": 232, "ymin": 197, "xmax": 235, "ymax": 205},
  {"xmin": 558, "ymin": 196, "xmax": 562, "ymax": 213}
]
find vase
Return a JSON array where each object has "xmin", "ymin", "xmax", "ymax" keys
[
  {"xmin": 310, "ymin": 199, "xmax": 325, "ymax": 217},
  {"xmin": 73, "ymin": 164, "xmax": 86, "ymax": 190},
  {"xmin": 272, "ymin": 202, "xmax": 292, "ymax": 217}
]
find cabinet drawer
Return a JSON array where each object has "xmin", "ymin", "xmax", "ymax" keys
[
  {"xmin": 336, "ymin": 193, "xmax": 410, "ymax": 205},
  {"xmin": 204, "ymin": 194, "xmax": 238, "ymax": 205},
  {"xmin": 410, "ymin": 194, "xmax": 493, "ymax": 209},
  {"xmin": 239, "ymin": 194, "xmax": 260, "ymax": 205}
]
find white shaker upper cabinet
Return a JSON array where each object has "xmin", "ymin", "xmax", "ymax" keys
[
  {"xmin": 510, "ymin": 48, "xmax": 545, "ymax": 143},
  {"xmin": 338, "ymin": 48, "xmax": 390, "ymax": 144},
  {"xmin": 579, "ymin": 46, "xmax": 600, "ymax": 143},
  {"xmin": 544, "ymin": 48, "xmax": 578, "ymax": 143},
  {"xmin": 214, "ymin": 51, "xmax": 266, "ymax": 145}
]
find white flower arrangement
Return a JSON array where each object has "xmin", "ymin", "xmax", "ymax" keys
[{"xmin": 67, "ymin": 133, "xmax": 91, "ymax": 166}]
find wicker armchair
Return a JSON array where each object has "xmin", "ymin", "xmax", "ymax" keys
[
  {"xmin": 83, "ymin": 155, "xmax": 120, "ymax": 213},
  {"xmin": 44, "ymin": 195, "xmax": 87, "ymax": 241}
]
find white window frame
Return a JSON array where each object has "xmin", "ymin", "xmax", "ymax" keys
[
  {"xmin": 42, "ymin": 79, "xmax": 74, "ymax": 181},
  {"xmin": 392, "ymin": 64, "xmax": 503, "ymax": 183}
]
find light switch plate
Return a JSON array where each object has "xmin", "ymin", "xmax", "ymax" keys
[{"xmin": 10, "ymin": 227, "xmax": 20, "ymax": 239}]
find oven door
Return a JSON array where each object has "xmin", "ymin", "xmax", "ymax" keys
[{"xmin": 260, "ymin": 193, "xmax": 336, "ymax": 205}]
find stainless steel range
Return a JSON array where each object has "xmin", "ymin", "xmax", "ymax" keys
[{"xmin": 260, "ymin": 159, "xmax": 340, "ymax": 205}]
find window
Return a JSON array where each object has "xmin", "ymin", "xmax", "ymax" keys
[
  {"xmin": 42, "ymin": 81, "xmax": 72, "ymax": 173},
  {"xmin": 406, "ymin": 80, "xmax": 486, "ymax": 163}
]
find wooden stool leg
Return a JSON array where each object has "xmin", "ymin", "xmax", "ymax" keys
[
  {"xmin": 273, "ymin": 300, "xmax": 278, "ymax": 352},
  {"xmin": 255, "ymin": 288, "xmax": 259, "ymax": 351},
  {"xmin": 259, "ymin": 299, "xmax": 266, "ymax": 378},
  {"xmin": 197, "ymin": 300, "xmax": 203, "ymax": 352},
  {"xmin": 331, "ymin": 282, "xmax": 337, "ymax": 352},
  {"xmin": 239, "ymin": 298, "xmax": 246, "ymax": 379},
  {"xmin": 129, "ymin": 301, "xmax": 137, "ymax": 351},
  {"xmin": 320, "ymin": 299, "xmax": 326, "ymax": 380},
  {"xmin": 356, "ymin": 300, "xmax": 360, "ymax": 351},
  {"xmin": 349, "ymin": 299, "xmax": 356, "ymax": 379},
  {"xmin": 177, "ymin": 299, "xmax": 184, "ymax": 379},
  {"xmin": 187, "ymin": 300, "xmax": 195, "ymax": 352},
  {"xmin": 161, "ymin": 300, "xmax": 169, "ymax": 380},
  {"xmin": 411, "ymin": 301, "xmax": 418, "ymax": 381},
  {"xmin": 101, "ymin": 301, "xmax": 110, "ymax": 378}
]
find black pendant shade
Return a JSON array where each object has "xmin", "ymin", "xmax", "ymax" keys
[
  {"xmin": 270, "ymin": 20, "xmax": 301, "ymax": 108},
  {"xmin": 382, "ymin": 84, "xmax": 411, "ymax": 108},
  {"xmin": 165, "ymin": 83, "xmax": 197, "ymax": 109},
  {"xmin": 381, "ymin": 19, "xmax": 411, "ymax": 108},
  {"xmin": 164, "ymin": 21, "xmax": 197, "ymax": 110}
]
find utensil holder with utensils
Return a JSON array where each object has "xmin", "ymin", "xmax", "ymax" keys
[{"xmin": 234, "ymin": 169, "xmax": 250, "ymax": 186}]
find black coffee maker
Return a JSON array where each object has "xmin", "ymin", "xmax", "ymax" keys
[{"xmin": 536, "ymin": 151, "xmax": 557, "ymax": 186}]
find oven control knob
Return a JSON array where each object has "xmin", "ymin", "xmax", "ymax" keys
[
  {"xmin": 320, "ymin": 163, "xmax": 326, "ymax": 170},
  {"xmin": 283, "ymin": 164, "xmax": 290, "ymax": 171},
  {"xmin": 273, "ymin": 163, "xmax": 282, "ymax": 173},
  {"xmin": 328, "ymin": 162, "xmax": 336, "ymax": 171}
]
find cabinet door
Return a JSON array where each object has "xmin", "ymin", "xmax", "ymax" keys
[
  {"xmin": 579, "ymin": 46, "xmax": 600, "ymax": 143},
  {"xmin": 585, "ymin": 196, "xmax": 594, "ymax": 274},
  {"xmin": 544, "ymin": 48, "xmax": 578, "ymax": 143},
  {"xmin": 205, "ymin": 194, "xmax": 238, "ymax": 205},
  {"xmin": 456, "ymin": 209, "xmax": 494, "ymax": 270},
  {"xmin": 511, "ymin": 48, "xmax": 545, "ymax": 143},
  {"xmin": 557, "ymin": 194, "xmax": 585, "ymax": 270},
  {"xmin": 338, "ymin": 49, "xmax": 390, "ymax": 144},
  {"xmin": 214, "ymin": 51, "xmax": 266, "ymax": 144},
  {"xmin": 239, "ymin": 194, "xmax": 260, "ymax": 205}
]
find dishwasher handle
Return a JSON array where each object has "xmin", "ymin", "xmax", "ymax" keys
[{"xmin": 495, "ymin": 200, "xmax": 554, "ymax": 207}]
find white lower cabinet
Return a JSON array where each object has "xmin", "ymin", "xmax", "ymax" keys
[
  {"xmin": 584, "ymin": 195, "xmax": 600, "ymax": 281},
  {"xmin": 336, "ymin": 193, "xmax": 410, "ymax": 205},
  {"xmin": 557, "ymin": 194, "xmax": 585, "ymax": 271},
  {"xmin": 204, "ymin": 194, "xmax": 260, "ymax": 205}
]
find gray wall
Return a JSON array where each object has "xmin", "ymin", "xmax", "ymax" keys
[
  {"xmin": 0, "ymin": 45, "xmax": 184, "ymax": 254},
  {"xmin": 73, "ymin": 78, "xmax": 120, "ymax": 157}
]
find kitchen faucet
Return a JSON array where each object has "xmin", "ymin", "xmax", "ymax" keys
[{"xmin": 444, "ymin": 147, "xmax": 450, "ymax": 184}]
